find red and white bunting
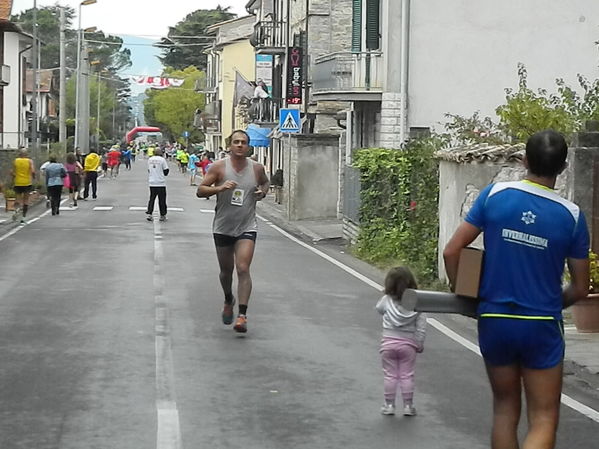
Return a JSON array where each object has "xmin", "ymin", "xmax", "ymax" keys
[{"xmin": 130, "ymin": 76, "xmax": 185, "ymax": 89}]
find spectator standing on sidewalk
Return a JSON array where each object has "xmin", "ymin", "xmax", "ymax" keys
[
  {"xmin": 443, "ymin": 130, "xmax": 590, "ymax": 449},
  {"xmin": 146, "ymin": 148, "xmax": 169, "ymax": 222},
  {"xmin": 10, "ymin": 148, "xmax": 35, "ymax": 223},
  {"xmin": 196, "ymin": 130, "xmax": 270, "ymax": 334},
  {"xmin": 44, "ymin": 154, "xmax": 67, "ymax": 216},
  {"xmin": 83, "ymin": 149, "xmax": 101, "ymax": 200}
]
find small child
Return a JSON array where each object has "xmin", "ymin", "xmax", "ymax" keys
[{"xmin": 375, "ymin": 266, "xmax": 426, "ymax": 416}]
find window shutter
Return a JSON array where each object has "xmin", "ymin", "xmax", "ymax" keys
[
  {"xmin": 365, "ymin": 0, "xmax": 380, "ymax": 50},
  {"xmin": 351, "ymin": 0, "xmax": 362, "ymax": 53}
]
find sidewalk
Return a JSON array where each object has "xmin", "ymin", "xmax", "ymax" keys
[{"xmin": 257, "ymin": 194, "xmax": 599, "ymax": 389}]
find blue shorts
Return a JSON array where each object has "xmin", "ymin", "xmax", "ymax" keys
[{"xmin": 478, "ymin": 316, "xmax": 564, "ymax": 369}]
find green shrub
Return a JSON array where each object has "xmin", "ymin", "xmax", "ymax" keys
[{"xmin": 352, "ymin": 136, "xmax": 445, "ymax": 283}]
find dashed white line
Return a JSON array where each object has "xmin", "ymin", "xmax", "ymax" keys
[
  {"xmin": 92, "ymin": 206, "xmax": 114, "ymax": 211},
  {"xmin": 153, "ymin": 219, "xmax": 182, "ymax": 449},
  {"xmin": 261, "ymin": 216, "xmax": 599, "ymax": 423}
]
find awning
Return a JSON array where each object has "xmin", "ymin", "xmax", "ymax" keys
[{"xmin": 246, "ymin": 124, "xmax": 271, "ymax": 147}]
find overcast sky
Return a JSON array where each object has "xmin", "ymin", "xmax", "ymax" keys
[
  {"xmin": 12, "ymin": 1, "xmax": 248, "ymax": 36},
  {"xmin": 12, "ymin": 1, "xmax": 249, "ymax": 91}
]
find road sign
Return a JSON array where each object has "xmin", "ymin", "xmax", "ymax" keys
[
  {"xmin": 279, "ymin": 108, "xmax": 301, "ymax": 133},
  {"xmin": 182, "ymin": 131, "xmax": 190, "ymax": 138}
]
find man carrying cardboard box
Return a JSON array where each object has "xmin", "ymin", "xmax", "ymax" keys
[{"xmin": 443, "ymin": 130, "xmax": 590, "ymax": 449}]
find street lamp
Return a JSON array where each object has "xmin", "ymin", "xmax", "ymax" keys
[{"xmin": 74, "ymin": 0, "xmax": 97, "ymax": 151}]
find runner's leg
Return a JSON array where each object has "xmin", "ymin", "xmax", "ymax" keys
[
  {"xmin": 234, "ymin": 239, "xmax": 256, "ymax": 308},
  {"xmin": 215, "ymin": 245, "xmax": 235, "ymax": 300},
  {"xmin": 521, "ymin": 364, "xmax": 562, "ymax": 449},
  {"xmin": 485, "ymin": 363, "xmax": 522, "ymax": 449}
]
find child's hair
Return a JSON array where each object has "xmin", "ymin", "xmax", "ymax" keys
[{"xmin": 384, "ymin": 266, "xmax": 417, "ymax": 301}]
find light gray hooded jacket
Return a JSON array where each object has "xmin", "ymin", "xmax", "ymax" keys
[{"xmin": 375, "ymin": 295, "xmax": 427, "ymax": 344}]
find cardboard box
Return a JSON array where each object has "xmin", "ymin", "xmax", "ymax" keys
[{"xmin": 455, "ymin": 247, "xmax": 484, "ymax": 298}]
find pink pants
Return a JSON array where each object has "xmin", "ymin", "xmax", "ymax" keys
[{"xmin": 380, "ymin": 336, "xmax": 418, "ymax": 404}]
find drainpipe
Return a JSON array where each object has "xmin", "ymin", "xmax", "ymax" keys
[
  {"xmin": 18, "ymin": 44, "xmax": 33, "ymax": 149},
  {"xmin": 399, "ymin": 0, "xmax": 410, "ymax": 144}
]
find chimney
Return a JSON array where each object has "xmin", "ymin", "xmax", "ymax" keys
[{"xmin": 0, "ymin": 0, "xmax": 13, "ymax": 21}]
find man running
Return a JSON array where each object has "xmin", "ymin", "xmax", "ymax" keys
[
  {"xmin": 10, "ymin": 148, "xmax": 35, "ymax": 224},
  {"xmin": 197, "ymin": 130, "xmax": 270, "ymax": 333},
  {"xmin": 443, "ymin": 129, "xmax": 590, "ymax": 449}
]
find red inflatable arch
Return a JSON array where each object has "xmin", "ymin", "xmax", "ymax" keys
[{"xmin": 126, "ymin": 126, "xmax": 161, "ymax": 144}]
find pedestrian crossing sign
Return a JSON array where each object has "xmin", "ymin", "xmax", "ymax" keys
[{"xmin": 279, "ymin": 108, "xmax": 301, "ymax": 133}]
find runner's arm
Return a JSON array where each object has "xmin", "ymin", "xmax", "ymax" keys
[
  {"xmin": 443, "ymin": 222, "xmax": 481, "ymax": 291},
  {"xmin": 563, "ymin": 257, "xmax": 590, "ymax": 308},
  {"xmin": 197, "ymin": 163, "xmax": 225, "ymax": 198}
]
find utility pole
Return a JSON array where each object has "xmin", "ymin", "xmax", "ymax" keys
[
  {"xmin": 79, "ymin": 45, "xmax": 90, "ymax": 152},
  {"xmin": 31, "ymin": 0, "xmax": 38, "ymax": 156},
  {"xmin": 59, "ymin": 7, "xmax": 66, "ymax": 152},
  {"xmin": 96, "ymin": 71, "xmax": 100, "ymax": 150}
]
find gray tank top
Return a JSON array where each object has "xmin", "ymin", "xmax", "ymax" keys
[{"xmin": 213, "ymin": 158, "xmax": 258, "ymax": 236}]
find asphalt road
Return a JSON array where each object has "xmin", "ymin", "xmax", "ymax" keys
[{"xmin": 0, "ymin": 159, "xmax": 597, "ymax": 448}]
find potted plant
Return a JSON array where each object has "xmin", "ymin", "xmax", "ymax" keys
[
  {"xmin": 571, "ymin": 251, "xmax": 599, "ymax": 333},
  {"xmin": 3, "ymin": 187, "xmax": 16, "ymax": 211}
]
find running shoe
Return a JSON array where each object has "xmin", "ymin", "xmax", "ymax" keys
[
  {"xmin": 381, "ymin": 404, "xmax": 395, "ymax": 415},
  {"xmin": 146, "ymin": 214, "xmax": 153, "ymax": 222},
  {"xmin": 222, "ymin": 297, "xmax": 236, "ymax": 325},
  {"xmin": 233, "ymin": 314, "xmax": 247, "ymax": 333},
  {"xmin": 159, "ymin": 215, "xmax": 167, "ymax": 222},
  {"xmin": 403, "ymin": 405, "xmax": 417, "ymax": 416}
]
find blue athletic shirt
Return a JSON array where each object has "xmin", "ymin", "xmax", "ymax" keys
[{"xmin": 466, "ymin": 180, "xmax": 589, "ymax": 319}]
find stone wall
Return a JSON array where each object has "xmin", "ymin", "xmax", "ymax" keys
[{"xmin": 282, "ymin": 133, "xmax": 340, "ymax": 220}]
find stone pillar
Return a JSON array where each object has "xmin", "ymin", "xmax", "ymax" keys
[
  {"xmin": 570, "ymin": 121, "xmax": 599, "ymax": 251},
  {"xmin": 379, "ymin": 0, "xmax": 403, "ymax": 149}
]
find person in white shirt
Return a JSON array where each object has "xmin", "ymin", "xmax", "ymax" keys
[{"xmin": 146, "ymin": 148, "xmax": 169, "ymax": 222}]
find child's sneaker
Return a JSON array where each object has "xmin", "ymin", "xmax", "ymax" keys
[
  {"xmin": 233, "ymin": 314, "xmax": 247, "ymax": 333},
  {"xmin": 380, "ymin": 404, "xmax": 395, "ymax": 415},
  {"xmin": 403, "ymin": 404, "xmax": 417, "ymax": 416}
]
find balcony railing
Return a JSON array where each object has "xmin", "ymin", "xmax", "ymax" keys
[
  {"xmin": 247, "ymin": 97, "xmax": 282, "ymax": 125},
  {"xmin": 312, "ymin": 51, "xmax": 384, "ymax": 95},
  {"xmin": 195, "ymin": 77, "xmax": 217, "ymax": 93},
  {"xmin": 250, "ymin": 20, "xmax": 286, "ymax": 54}
]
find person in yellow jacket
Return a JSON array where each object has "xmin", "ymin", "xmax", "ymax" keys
[
  {"xmin": 82, "ymin": 149, "xmax": 101, "ymax": 200},
  {"xmin": 10, "ymin": 148, "xmax": 35, "ymax": 223}
]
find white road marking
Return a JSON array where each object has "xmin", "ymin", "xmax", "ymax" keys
[
  {"xmin": 200, "ymin": 209, "xmax": 215, "ymax": 214},
  {"xmin": 167, "ymin": 207, "xmax": 184, "ymax": 212},
  {"xmin": 153, "ymin": 220, "xmax": 182, "ymax": 449},
  {"xmin": 93, "ymin": 206, "xmax": 114, "ymax": 211},
  {"xmin": 130, "ymin": 207, "xmax": 147, "ymax": 211},
  {"xmin": 262, "ymin": 217, "xmax": 599, "ymax": 423}
]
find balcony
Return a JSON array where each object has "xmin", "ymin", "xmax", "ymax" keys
[
  {"xmin": 0, "ymin": 64, "xmax": 10, "ymax": 86},
  {"xmin": 195, "ymin": 77, "xmax": 217, "ymax": 94},
  {"xmin": 196, "ymin": 101, "xmax": 220, "ymax": 133},
  {"xmin": 312, "ymin": 52, "xmax": 384, "ymax": 101},
  {"xmin": 249, "ymin": 20, "xmax": 286, "ymax": 54},
  {"xmin": 247, "ymin": 97, "xmax": 282, "ymax": 125}
]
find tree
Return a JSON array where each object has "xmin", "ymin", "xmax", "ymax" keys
[
  {"xmin": 158, "ymin": 6, "xmax": 236, "ymax": 71},
  {"xmin": 143, "ymin": 66, "xmax": 206, "ymax": 143},
  {"xmin": 12, "ymin": 6, "xmax": 77, "ymax": 69}
]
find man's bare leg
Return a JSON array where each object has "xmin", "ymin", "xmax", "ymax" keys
[
  {"xmin": 486, "ymin": 363, "xmax": 522, "ymax": 449},
  {"xmin": 522, "ymin": 364, "xmax": 562, "ymax": 449}
]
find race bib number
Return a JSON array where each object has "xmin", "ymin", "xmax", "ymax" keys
[{"xmin": 231, "ymin": 188, "xmax": 245, "ymax": 206}]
